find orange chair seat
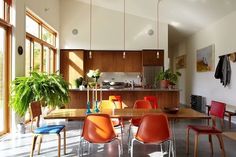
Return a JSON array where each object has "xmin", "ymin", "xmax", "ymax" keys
[{"xmin": 188, "ymin": 125, "xmax": 222, "ymax": 134}]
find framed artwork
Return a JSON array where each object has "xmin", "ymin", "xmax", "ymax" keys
[
  {"xmin": 196, "ymin": 44, "xmax": 215, "ymax": 72},
  {"xmin": 175, "ymin": 55, "xmax": 186, "ymax": 69}
]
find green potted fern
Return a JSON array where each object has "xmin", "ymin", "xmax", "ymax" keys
[{"xmin": 10, "ymin": 72, "xmax": 70, "ymax": 117}]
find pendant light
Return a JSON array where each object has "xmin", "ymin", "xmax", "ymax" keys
[
  {"xmin": 123, "ymin": 0, "xmax": 126, "ymax": 59},
  {"xmin": 89, "ymin": 0, "xmax": 93, "ymax": 59}
]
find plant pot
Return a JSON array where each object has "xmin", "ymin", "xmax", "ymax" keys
[{"xmin": 160, "ymin": 80, "xmax": 170, "ymax": 89}]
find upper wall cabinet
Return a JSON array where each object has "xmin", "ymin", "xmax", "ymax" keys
[
  {"xmin": 142, "ymin": 49, "xmax": 164, "ymax": 66},
  {"xmin": 84, "ymin": 51, "xmax": 142, "ymax": 73},
  {"xmin": 60, "ymin": 50, "xmax": 84, "ymax": 86}
]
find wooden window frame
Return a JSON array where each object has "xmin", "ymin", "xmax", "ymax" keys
[
  {"xmin": 25, "ymin": 10, "xmax": 57, "ymax": 75},
  {"xmin": 0, "ymin": 19, "xmax": 12, "ymax": 136}
]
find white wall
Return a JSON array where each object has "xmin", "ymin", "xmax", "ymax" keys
[
  {"xmin": 169, "ymin": 42, "xmax": 187, "ymax": 104},
  {"xmin": 60, "ymin": 0, "xmax": 169, "ymax": 68},
  {"xmin": 11, "ymin": 0, "xmax": 60, "ymax": 131},
  {"xmin": 175, "ymin": 10, "xmax": 236, "ymax": 120}
]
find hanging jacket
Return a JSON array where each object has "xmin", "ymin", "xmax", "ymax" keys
[{"xmin": 214, "ymin": 55, "xmax": 231, "ymax": 87}]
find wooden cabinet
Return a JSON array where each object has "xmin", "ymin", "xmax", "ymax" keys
[
  {"xmin": 124, "ymin": 52, "xmax": 142, "ymax": 72},
  {"xmin": 60, "ymin": 50, "xmax": 84, "ymax": 85},
  {"xmin": 84, "ymin": 51, "xmax": 142, "ymax": 72},
  {"xmin": 142, "ymin": 49, "xmax": 164, "ymax": 66}
]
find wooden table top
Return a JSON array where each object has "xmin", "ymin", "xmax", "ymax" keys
[{"xmin": 44, "ymin": 108, "xmax": 210, "ymax": 120}]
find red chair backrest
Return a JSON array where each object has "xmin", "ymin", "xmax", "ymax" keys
[
  {"xmin": 133, "ymin": 100, "xmax": 152, "ymax": 109},
  {"xmin": 144, "ymin": 96, "xmax": 158, "ymax": 109},
  {"xmin": 210, "ymin": 101, "xmax": 226, "ymax": 119},
  {"xmin": 82, "ymin": 114, "xmax": 116, "ymax": 143},
  {"xmin": 136, "ymin": 114, "xmax": 171, "ymax": 143},
  {"xmin": 131, "ymin": 100, "xmax": 152, "ymax": 126}
]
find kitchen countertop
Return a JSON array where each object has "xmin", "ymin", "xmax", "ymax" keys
[{"xmin": 70, "ymin": 88, "xmax": 180, "ymax": 92}]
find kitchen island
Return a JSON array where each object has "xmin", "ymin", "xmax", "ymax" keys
[{"xmin": 67, "ymin": 88, "xmax": 180, "ymax": 109}]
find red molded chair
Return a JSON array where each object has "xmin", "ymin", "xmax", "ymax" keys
[
  {"xmin": 130, "ymin": 114, "xmax": 173, "ymax": 157},
  {"xmin": 186, "ymin": 101, "xmax": 226, "ymax": 157},
  {"xmin": 128, "ymin": 100, "xmax": 152, "ymax": 145},
  {"xmin": 80, "ymin": 114, "xmax": 122, "ymax": 156},
  {"xmin": 144, "ymin": 96, "xmax": 158, "ymax": 109}
]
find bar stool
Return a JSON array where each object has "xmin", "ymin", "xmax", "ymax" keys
[{"xmin": 144, "ymin": 96, "xmax": 158, "ymax": 109}]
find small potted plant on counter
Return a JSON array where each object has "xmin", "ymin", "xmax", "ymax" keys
[{"xmin": 155, "ymin": 69, "xmax": 181, "ymax": 89}]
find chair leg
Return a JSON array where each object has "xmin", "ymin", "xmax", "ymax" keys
[
  {"xmin": 186, "ymin": 127, "xmax": 190, "ymax": 154},
  {"xmin": 216, "ymin": 134, "xmax": 226, "ymax": 157},
  {"xmin": 116, "ymin": 138, "xmax": 123, "ymax": 157},
  {"xmin": 208, "ymin": 135, "xmax": 213, "ymax": 156},
  {"xmin": 79, "ymin": 138, "xmax": 83, "ymax": 157},
  {"xmin": 37, "ymin": 135, "xmax": 43, "ymax": 155},
  {"xmin": 128, "ymin": 124, "xmax": 131, "ymax": 149},
  {"xmin": 194, "ymin": 134, "xmax": 199, "ymax": 157},
  {"xmin": 168, "ymin": 141, "xmax": 171, "ymax": 157},
  {"xmin": 30, "ymin": 135, "xmax": 38, "ymax": 157},
  {"xmin": 64, "ymin": 128, "xmax": 66, "ymax": 155},
  {"xmin": 57, "ymin": 134, "xmax": 61, "ymax": 157},
  {"xmin": 130, "ymin": 139, "xmax": 135, "ymax": 157}
]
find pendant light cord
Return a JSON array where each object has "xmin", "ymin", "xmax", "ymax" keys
[
  {"xmin": 90, "ymin": 0, "xmax": 92, "ymax": 52},
  {"xmin": 124, "ymin": 0, "xmax": 126, "ymax": 53},
  {"xmin": 157, "ymin": 0, "xmax": 160, "ymax": 48}
]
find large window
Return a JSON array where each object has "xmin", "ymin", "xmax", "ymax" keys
[
  {"xmin": 0, "ymin": 0, "xmax": 11, "ymax": 135},
  {"xmin": 25, "ymin": 11, "xmax": 57, "ymax": 76},
  {"xmin": 0, "ymin": 0, "xmax": 11, "ymax": 23}
]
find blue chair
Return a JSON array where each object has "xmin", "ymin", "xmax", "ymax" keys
[{"xmin": 29, "ymin": 101, "xmax": 66, "ymax": 157}]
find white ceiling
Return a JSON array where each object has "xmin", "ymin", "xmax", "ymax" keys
[{"xmin": 75, "ymin": 0, "xmax": 236, "ymax": 46}]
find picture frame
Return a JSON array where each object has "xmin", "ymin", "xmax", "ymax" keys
[
  {"xmin": 196, "ymin": 44, "xmax": 215, "ymax": 72},
  {"xmin": 175, "ymin": 55, "xmax": 186, "ymax": 69}
]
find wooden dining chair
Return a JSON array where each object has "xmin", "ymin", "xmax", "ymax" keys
[
  {"xmin": 186, "ymin": 101, "xmax": 226, "ymax": 157},
  {"xmin": 29, "ymin": 101, "xmax": 66, "ymax": 157},
  {"xmin": 130, "ymin": 114, "xmax": 173, "ymax": 157},
  {"xmin": 79, "ymin": 114, "xmax": 123, "ymax": 157}
]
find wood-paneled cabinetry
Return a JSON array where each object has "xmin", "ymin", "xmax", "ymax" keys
[
  {"xmin": 60, "ymin": 50, "xmax": 84, "ymax": 85},
  {"xmin": 84, "ymin": 51, "xmax": 142, "ymax": 72},
  {"xmin": 142, "ymin": 49, "xmax": 164, "ymax": 66},
  {"xmin": 124, "ymin": 52, "xmax": 142, "ymax": 72}
]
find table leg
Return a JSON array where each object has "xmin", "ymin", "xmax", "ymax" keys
[
  {"xmin": 171, "ymin": 120, "xmax": 176, "ymax": 157},
  {"xmin": 229, "ymin": 115, "xmax": 231, "ymax": 129}
]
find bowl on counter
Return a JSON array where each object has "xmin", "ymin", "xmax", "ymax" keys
[{"xmin": 162, "ymin": 107, "xmax": 179, "ymax": 114}]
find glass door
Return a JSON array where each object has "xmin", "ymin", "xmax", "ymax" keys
[{"xmin": 0, "ymin": 26, "xmax": 6, "ymax": 134}]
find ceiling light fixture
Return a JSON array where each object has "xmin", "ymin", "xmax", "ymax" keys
[
  {"xmin": 123, "ymin": 0, "xmax": 126, "ymax": 59},
  {"xmin": 89, "ymin": 0, "xmax": 93, "ymax": 59}
]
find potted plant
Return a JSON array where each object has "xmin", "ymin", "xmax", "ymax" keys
[
  {"xmin": 155, "ymin": 69, "xmax": 181, "ymax": 89},
  {"xmin": 10, "ymin": 72, "xmax": 70, "ymax": 117}
]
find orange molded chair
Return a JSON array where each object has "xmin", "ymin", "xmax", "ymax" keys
[
  {"xmin": 80, "ymin": 114, "xmax": 122, "ymax": 156},
  {"xmin": 128, "ymin": 100, "xmax": 152, "ymax": 145},
  {"xmin": 144, "ymin": 96, "xmax": 158, "ymax": 109},
  {"xmin": 130, "ymin": 114, "xmax": 173, "ymax": 157},
  {"xmin": 186, "ymin": 101, "xmax": 226, "ymax": 157},
  {"xmin": 109, "ymin": 95, "xmax": 123, "ymax": 109}
]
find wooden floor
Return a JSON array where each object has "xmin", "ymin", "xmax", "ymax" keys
[{"xmin": 0, "ymin": 119, "xmax": 236, "ymax": 157}]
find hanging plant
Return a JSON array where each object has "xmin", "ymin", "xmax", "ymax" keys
[{"xmin": 10, "ymin": 72, "xmax": 70, "ymax": 117}]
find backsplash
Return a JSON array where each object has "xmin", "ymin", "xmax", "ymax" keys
[{"xmin": 98, "ymin": 72, "xmax": 142, "ymax": 85}]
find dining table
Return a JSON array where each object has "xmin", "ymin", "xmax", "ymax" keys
[
  {"xmin": 44, "ymin": 108, "xmax": 210, "ymax": 120},
  {"xmin": 44, "ymin": 108, "xmax": 210, "ymax": 157}
]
